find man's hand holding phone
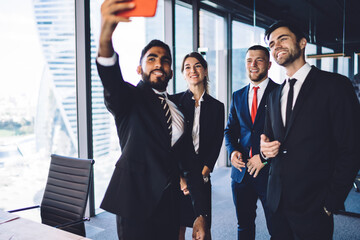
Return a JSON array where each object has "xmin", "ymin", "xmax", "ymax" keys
[
  {"xmin": 99, "ymin": 0, "xmax": 159, "ymax": 57},
  {"xmin": 116, "ymin": 0, "xmax": 158, "ymax": 18},
  {"xmin": 99, "ymin": 0, "xmax": 136, "ymax": 57}
]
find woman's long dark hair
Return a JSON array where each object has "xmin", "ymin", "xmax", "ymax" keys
[{"xmin": 181, "ymin": 52, "xmax": 209, "ymax": 94}]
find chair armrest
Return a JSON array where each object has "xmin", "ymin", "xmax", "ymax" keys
[
  {"xmin": 55, "ymin": 217, "xmax": 90, "ymax": 229},
  {"xmin": 8, "ymin": 205, "xmax": 40, "ymax": 213}
]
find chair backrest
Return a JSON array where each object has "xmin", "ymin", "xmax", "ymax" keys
[{"xmin": 40, "ymin": 154, "xmax": 94, "ymax": 236}]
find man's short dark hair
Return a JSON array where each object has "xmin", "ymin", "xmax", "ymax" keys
[
  {"xmin": 139, "ymin": 39, "xmax": 172, "ymax": 65},
  {"xmin": 247, "ymin": 45, "xmax": 270, "ymax": 60},
  {"xmin": 264, "ymin": 20, "xmax": 308, "ymax": 43}
]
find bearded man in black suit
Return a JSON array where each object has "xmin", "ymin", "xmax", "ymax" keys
[
  {"xmin": 260, "ymin": 20, "xmax": 360, "ymax": 240},
  {"xmin": 96, "ymin": 1, "xmax": 210, "ymax": 239}
]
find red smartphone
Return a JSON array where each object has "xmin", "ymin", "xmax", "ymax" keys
[{"xmin": 117, "ymin": 0, "xmax": 158, "ymax": 18}]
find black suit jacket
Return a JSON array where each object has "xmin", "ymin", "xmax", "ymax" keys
[
  {"xmin": 265, "ymin": 66, "xmax": 360, "ymax": 214},
  {"xmin": 173, "ymin": 90, "xmax": 225, "ymax": 173},
  {"xmin": 96, "ymin": 55, "xmax": 208, "ymax": 219}
]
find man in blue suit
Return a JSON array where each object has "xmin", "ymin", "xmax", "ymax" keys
[{"xmin": 224, "ymin": 45, "xmax": 278, "ymax": 239}]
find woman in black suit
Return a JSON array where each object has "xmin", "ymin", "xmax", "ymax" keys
[{"xmin": 174, "ymin": 52, "xmax": 225, "ymax": 240}]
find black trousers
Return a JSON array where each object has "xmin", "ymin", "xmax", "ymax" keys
[
  {"xmin": 270, "ymin": 197, "xmax": 334, "ymax": 240},
  {"xmin": 116, "ymin": 184, "xmax": 180, "ymax": 240},
  {"xmin": 231, "ymin": 172, "xmax": 272, "ymax": 240}
]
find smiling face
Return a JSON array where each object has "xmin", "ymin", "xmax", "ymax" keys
[
  {"xmin": 182, "ymin": 57, "xmax": 207, "ymax": 88},
  {"xmin": 137, "ymin": 46, "xmax": 173, "ymax": 91},
  {"xmin": 246, "ymin": 49, "xmax": 271, "ymax": 84},
  {"xmin": 268, "ymin": 26, "xmax": 306, "ymax": 68}
]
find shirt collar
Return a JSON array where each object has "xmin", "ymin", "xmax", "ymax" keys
[
  {"xmin": 191, "ymin": 90, "xmax": 205, "ymax": 103},
  {"xmin": 286, "ymin": 63, "xmax": 311, "ymax": 84},
  {"xmin": 152, "ymin": 88, "xmax": 167, "ymax": 97},
  {"xmin": 249, "ymin": 77, "xmax": 269, "ymax": 91}
]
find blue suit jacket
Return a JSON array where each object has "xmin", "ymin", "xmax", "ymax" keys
[{"xmin": 224, "ymin": 79, "xmax": 279, "ymax": 183}]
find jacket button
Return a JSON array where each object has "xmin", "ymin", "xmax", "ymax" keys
[{"xmin": 283, "ymin": 149, "xmax": 287, "ymax": 154}]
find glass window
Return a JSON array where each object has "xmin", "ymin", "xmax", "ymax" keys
[
  {"xmin": 338, "ymin": 57, "xmax": 349, "ymax": 76},
  {"xmin": 232, "ymin": 21, "xmax": 267, "ymax": 91},
  {"xmin": 199, "ymin": 10, "xmax": 226, "ymax": 99},
  {"xmin": 175, "ymin": 3, "xmax": 193, "ymax": 93},
  {"xmin": 354, "ymin": 53, "xmax": 358, "ymax": 75},
  {"xmin": 321, "ymin": 47, "xmax": 334, "ymax": 72},
  {"xmin": 0, "ymin": 0, "xmax": 77, "ymax": 220},
  {"xmin": 90, "ymin": 0, "xmax": 165, "ymax": 210},
  {"xmin": 305, "ymin": 43, "xmax": 317, "ymax": 67}
]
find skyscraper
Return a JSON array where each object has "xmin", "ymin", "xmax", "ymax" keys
[{"xmin": 33, "ymin": 0, "xmax": 112, "ymax": 158}]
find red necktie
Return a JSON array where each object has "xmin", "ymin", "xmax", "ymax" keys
[
  {"xmin": 250, "ymin": 86, "xmax": 259, "ymax": 157},
  {"xmin": 251, "ymin": 86, "xmax": 259, "ymax": 123}
]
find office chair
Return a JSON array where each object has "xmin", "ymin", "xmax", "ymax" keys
[{"xmin": 9, "ymin": 154, "xmax": 95, "ymax": 237}]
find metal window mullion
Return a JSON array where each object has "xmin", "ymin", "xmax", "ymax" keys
[
  {"xmin": 164, "ymin": 0, "xmax": 175, "ymax": 94},
  {"xmin": 75, "ymin": 0, "xmax": 94, "ymax": 217},
  {"xmin": 192, "ymin": 0, "xmax": 199, "ymax": 52}
]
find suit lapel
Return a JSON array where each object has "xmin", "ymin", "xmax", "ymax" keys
[
  {"xmin": 254, "ymin": 80, "xmax": 275, "ymax": 125},
  {"xmin": 184, "ymin": 91, "xmax": 195, "ymax": 127},
  {"xmin": 199, "ymin": 94, "xmax": 210, "ymax": 154},
  {"xmin": 138, "ymin": 81, "xmax": 172, "ymax": 146},
  {"xmin": 274, "ymin": 82, "xmax": 286, "ymax": 141},
  {"xmin": 242, "ymin": 84, "xmax": 253, "ymax": 127}
]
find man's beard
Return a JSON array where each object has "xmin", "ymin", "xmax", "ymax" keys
[
  {"xmin": 248, "ymin": 70, "xmax": 267, "ymax": 83},
  {"xmin": 276, "ymin": 42, "xmax": 302, "ymax": 67},
  {"xmin": 142, "ymin": 70, "xmax": 170, "ymax": 91}
]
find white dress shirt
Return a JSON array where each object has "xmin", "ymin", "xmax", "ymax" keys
[
  {"xmin": 97, "ymin": 53, "xmax": 184, "ymax": 146},
  {"xmin": 97, "ymin": 53, "xmax": 117, "ymax": 66},
  {"xmin": 192, "ymin": 91, "xmax": 205, "ymax": 153},
  {"xmin": 280, "ymin": 63, "xmax": 312, "ymax": 126},
  {"xmin": 248, "ymin": 78, "xmax": 270, "ymax": 113}
]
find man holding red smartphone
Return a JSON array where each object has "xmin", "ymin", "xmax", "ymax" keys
[{"xmin": 96, "ymin": 1, "xmax": 210, "ymax": 239}]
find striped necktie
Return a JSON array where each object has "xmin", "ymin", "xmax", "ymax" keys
[{"xmin": 158, "ymin": 94, "xmax": 172, "ymax": 138}]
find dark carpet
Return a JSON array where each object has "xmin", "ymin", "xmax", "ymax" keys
[{"xmin": 86, "ymin": 167, "xmax": 360, "ymax": 240}]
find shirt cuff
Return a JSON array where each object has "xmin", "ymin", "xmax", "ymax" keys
[
  {"xmin": 96, "ymin": 52, "xmax": 117, "ymax": 66},
  {"xmin": 260, "ymin": 151, "xmax": 269, "ymax": 162}
]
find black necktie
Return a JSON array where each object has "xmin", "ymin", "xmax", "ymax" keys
[
  {"xmin": 285, "ymin": 78, "xmax": 297, "ymax": 129},
  {"xmin": 158, "ymin": 94, "xmax": 172, "ymax": 138}
]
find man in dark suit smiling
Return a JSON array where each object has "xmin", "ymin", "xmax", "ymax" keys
[
  {"xmin": 96, "ymin": 0, "xmax": 209, "ymax": 239},
  {"xmin": 261, "ymin": 20, "xmax": 360, "ymax": 240}
]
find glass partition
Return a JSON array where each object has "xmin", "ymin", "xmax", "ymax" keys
[
  {"xmin": 320, "ymin": 47, "xmax": 334, "ymax": 72},
  {"xmin": 199, "ymin": 9, "xmax": 226, "ymax": 99},
  {"xmin": 174, "ymin": 2, "xmax": 193, "ymax": 93},
  {"xmin": 338, "ymin": 57, "xmax": 349, "ymax": 76},
  {"xmin": 0, "ymin": 0, "xmax": 77, "ymax": 220},
  {"xmin": 232, "ymin": 21, "xmax": 267, "ymax": 91}
]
